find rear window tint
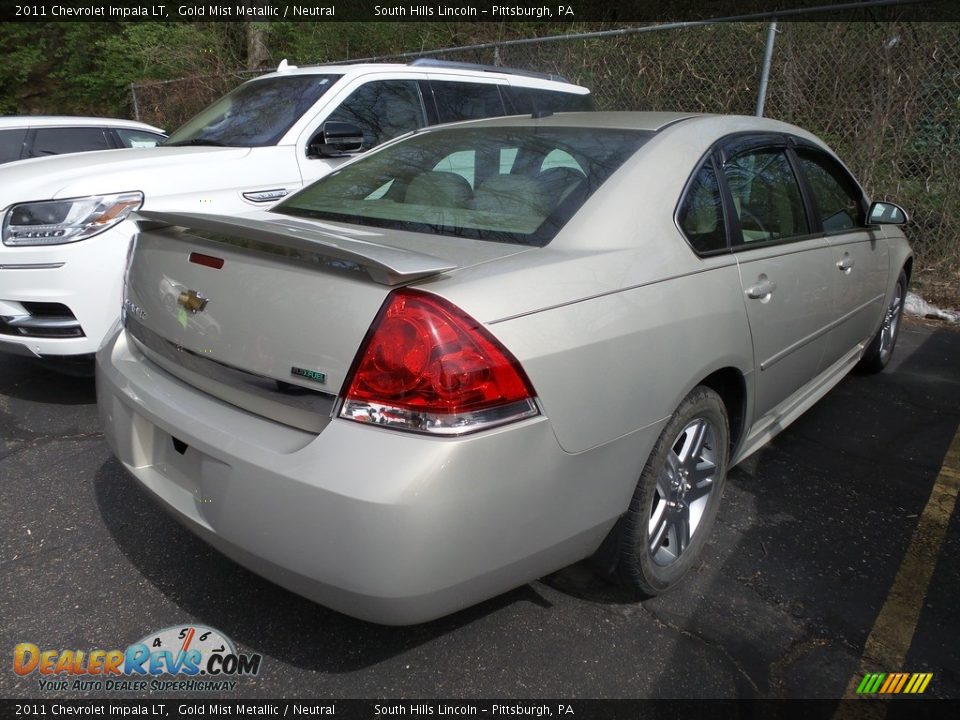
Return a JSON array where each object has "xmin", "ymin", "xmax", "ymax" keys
[{"xmin": 274, "ymin": 126, "xmax": 649, "ymax": 247}]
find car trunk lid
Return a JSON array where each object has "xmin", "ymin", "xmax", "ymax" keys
[{"xmin": 124, "ymin": 211, "xmax": 529, "ymax": 432}]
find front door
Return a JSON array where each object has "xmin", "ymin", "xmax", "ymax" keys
[{"xmin": 791, "ymin": 146, "xmax": 890, "ymax": 366}]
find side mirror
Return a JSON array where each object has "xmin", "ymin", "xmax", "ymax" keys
[
  {"xmin": 868, "ymin": 201, "xmax": 909, "ymax": 225},
  {"xmin": 307, "ymin": 121, "xmax": 364, "ymax": 158}
]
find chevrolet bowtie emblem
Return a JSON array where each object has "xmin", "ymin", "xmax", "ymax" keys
[{"xmin": 178, "ymin": 289, "xmax": 209, "ymax": 313}]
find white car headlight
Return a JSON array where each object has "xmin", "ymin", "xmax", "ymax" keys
[{"xmin": 2, "ymin": 191, "xmax": 144, "ymax": 246}]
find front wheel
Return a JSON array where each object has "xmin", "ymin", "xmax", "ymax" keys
[
  {"xmin": 613, "ymin": 386, "xmax": 730, "ymax": 597},
  {"xmin": 857, "ymin": 268, "xmax": 907, "ymax": 374}
]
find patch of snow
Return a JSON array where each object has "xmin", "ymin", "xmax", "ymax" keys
[{"xmin": 904, "ymin": 292, "xmax": 960, "ymax": 324}]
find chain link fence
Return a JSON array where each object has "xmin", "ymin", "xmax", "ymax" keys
[{"xmin": 131, "ymin": 20, "xmax": 960, "ymax": 296}]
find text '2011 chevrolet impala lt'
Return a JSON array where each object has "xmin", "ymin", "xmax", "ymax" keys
[{"xmin": 97, "ymin": 112, "xmax": 911, "ymax": 624}]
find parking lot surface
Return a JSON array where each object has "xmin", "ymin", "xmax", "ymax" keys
[{"xmin": 2, "ymin": 318, "xmax": 958, "ymax": 699}]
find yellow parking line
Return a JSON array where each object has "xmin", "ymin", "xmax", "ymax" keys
[{"xmin": 839, "ymin": 422, "xmax": 960, "ymax": 704}]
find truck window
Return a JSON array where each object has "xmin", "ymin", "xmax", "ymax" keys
[
  {"xmin": 0, "ymin": 128, "xmax": 27, "ymax": 164},
  {"xmin": 431, "ymin": 81, "xmax": 506, "ymax": 123},
  {"xmin": 29, "ymin": 127, "xmax": 112, "ymax": 157},
  {"xmin": 325, "ymin": 80, "xmax": 426, "ymax": 151}
]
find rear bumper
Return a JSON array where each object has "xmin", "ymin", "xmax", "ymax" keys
[
  {"xmin": 97, "ymin": 326, "xmax": 641, "ymax": 624},
  {"xmin": 0, "ymin": 224, "xmax": 129, "ymax": 357}
]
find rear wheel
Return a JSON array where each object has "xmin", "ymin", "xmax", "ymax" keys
[
  {"xmin": 857, "ymin": 268, "xmax": 907, "ymax": 374},
  {"xmin": 614, "ymin": 386, "xmax": 729, "ymax": 596}
]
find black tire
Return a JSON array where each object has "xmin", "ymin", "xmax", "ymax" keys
[
  {"xmin": 857, "ymin": 268, "xmax": 907, "ymax": 374},
  {"xmin": 613, "ymin": 386, "xmax": 730, "ymax": 597}
]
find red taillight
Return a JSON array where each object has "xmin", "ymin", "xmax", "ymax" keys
[{"xmin": 340, "ymin": 289, "xmax": 538, "ymax": 434}]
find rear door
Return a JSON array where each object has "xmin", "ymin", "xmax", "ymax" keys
[
  {"xmin": 792, "ymin": 146, "xmax": 889, "ymax": 365},
  {"xmin": 723, "ymin": 140, "xmax": 835, "ymax": 421}
]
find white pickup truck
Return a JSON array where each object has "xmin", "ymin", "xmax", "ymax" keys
[{"xmin": 0, "ymin": 59, "xmax": 590, "ymax": 369}]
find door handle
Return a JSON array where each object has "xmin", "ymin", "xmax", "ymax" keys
[
  {"xmin": 837, "ymin": 255, "xmax": 855, "ymax": 273},
  {"xmin": 746, "ymin": 279, "xmax": 777, "ymax": 299}
]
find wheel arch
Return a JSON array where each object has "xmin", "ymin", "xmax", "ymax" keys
[{"xmin": 697, "ymin": 366, "xmax": 748, "ymax": 460}]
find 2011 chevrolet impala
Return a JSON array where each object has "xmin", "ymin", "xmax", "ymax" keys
[{"xmin": 96, "ymin": 112, "xmax": 911, "ymax": 624}]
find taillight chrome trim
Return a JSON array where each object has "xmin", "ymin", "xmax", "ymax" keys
[{"xmin": 339, "ymin": 397, "xmax": 540, "ymax": 436}]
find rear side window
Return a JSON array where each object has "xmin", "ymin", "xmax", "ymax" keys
[
  {"xmin": 506, "ymin": 87, "xmax": 593, "ymax": 114},
  {"xmin": 795, "ymin": 148, "xmax": 864, "ymax": 232},
  {"xmin": 0, "ymin": 128, "xmax": 27, "ymax": 163},
  {"xmin": 431, "ymin": 81, "xmax": 505, "ymax": 123},
  {"xmin": 327, "ymin": 80, "xmax": 426, "ymax": 150},
  {"xmin": 724, "ymin": 149, "xmax": 809, "ymax": 244},
  {"xmin": 115, "ymin": 129, "xmax": 165, "ymax": 148},
  {"xmin": 678, "ymin": 162, "xmax": 727, "ymax": 254},
  {"xmin": 29, "ymin": 127, "xmax": 112, "ymax": 157}
]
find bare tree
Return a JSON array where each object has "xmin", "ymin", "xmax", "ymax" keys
[{"xmin": 246, "ymin": 22, "xmax": 270, "ymax": 70}]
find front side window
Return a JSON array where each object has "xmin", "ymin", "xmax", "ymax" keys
[
  {"xmin": 724, "ymin": 149, "xmax": 809, "ymax": 244},
  {"xmin": 678, "ymin": 162, "xmax": 727, "ymax": 254},
  {"xmin": 115, "ymin": 129, "xmax": 166, "ymax": 148},
  {"xmin": 29, "ymin": 127, "xmax": 111, "ymax": 157},
  {"xmin": 326, "ymin": 80, "xmax": 425, "ymax": 151},
  {"xmin": 165, "ymin": 74, "xmax": 341, "ymax": 147},
  {"xmin": 273, "ymin": 126, "xmax": 650, "ymax": 246},
  {"xmin": 796, "ymin": 149, "xmax": 864, "ymax": 232}
]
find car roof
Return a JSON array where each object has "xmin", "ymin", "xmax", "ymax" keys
[
  {"xmin": 0, "ymin": 116, "xmax": 166, "ymax": 133},
  {"xmin": 251, "ymin": 61, "xmax": 590, "ymax": 94},
  {"xmin": 405, "ymin": 111, "xmax": 826, "ymax": 142}
]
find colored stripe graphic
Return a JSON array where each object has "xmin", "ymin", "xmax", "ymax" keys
[
  {"xmin": 893, "ymin": 673, "xmax": 909, "ymax": 693},
  {"xmin": 855, "ymin": 672, "xmax": 932, "ymax": 694}
]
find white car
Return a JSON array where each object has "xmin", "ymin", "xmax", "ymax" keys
[
  {"xmin": 0, "ymin": 60, "xmax": 590, "ymax": 368},
  {"xmin": 0, "ymin": 116, "xmax": 166, "ymax": 164}
]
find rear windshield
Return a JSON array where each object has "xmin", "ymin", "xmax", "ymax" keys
[
  {"xmin": 272, "ymin": 126, "xmax": 650, "ymax": 246},
  {"xmin": 165, "ymin": 74, "xmax": 341, "ymax": 148}
]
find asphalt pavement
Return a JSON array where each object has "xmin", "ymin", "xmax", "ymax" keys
[{"xmin": 1, "ymin": 317, "xmax": 958, "ymax": 700}]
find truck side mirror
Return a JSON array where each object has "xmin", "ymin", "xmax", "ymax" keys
[{"xmin": 307, "ymin": 122, "xmax": 364, "ymax": 158}]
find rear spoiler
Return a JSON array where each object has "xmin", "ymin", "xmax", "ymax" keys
[{"xmin": 133, "ymin": 211, "xmax": 458, "ymax": 286}]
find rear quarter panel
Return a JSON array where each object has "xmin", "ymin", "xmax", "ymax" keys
[{"xmin": 489, "ymin": 260, "xmax": 754, "ymax": 454}]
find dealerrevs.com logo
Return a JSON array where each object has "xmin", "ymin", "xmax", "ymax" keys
[{"xmin": 13, "ymin": 625, "xmax": 262, "ymax": 692}]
